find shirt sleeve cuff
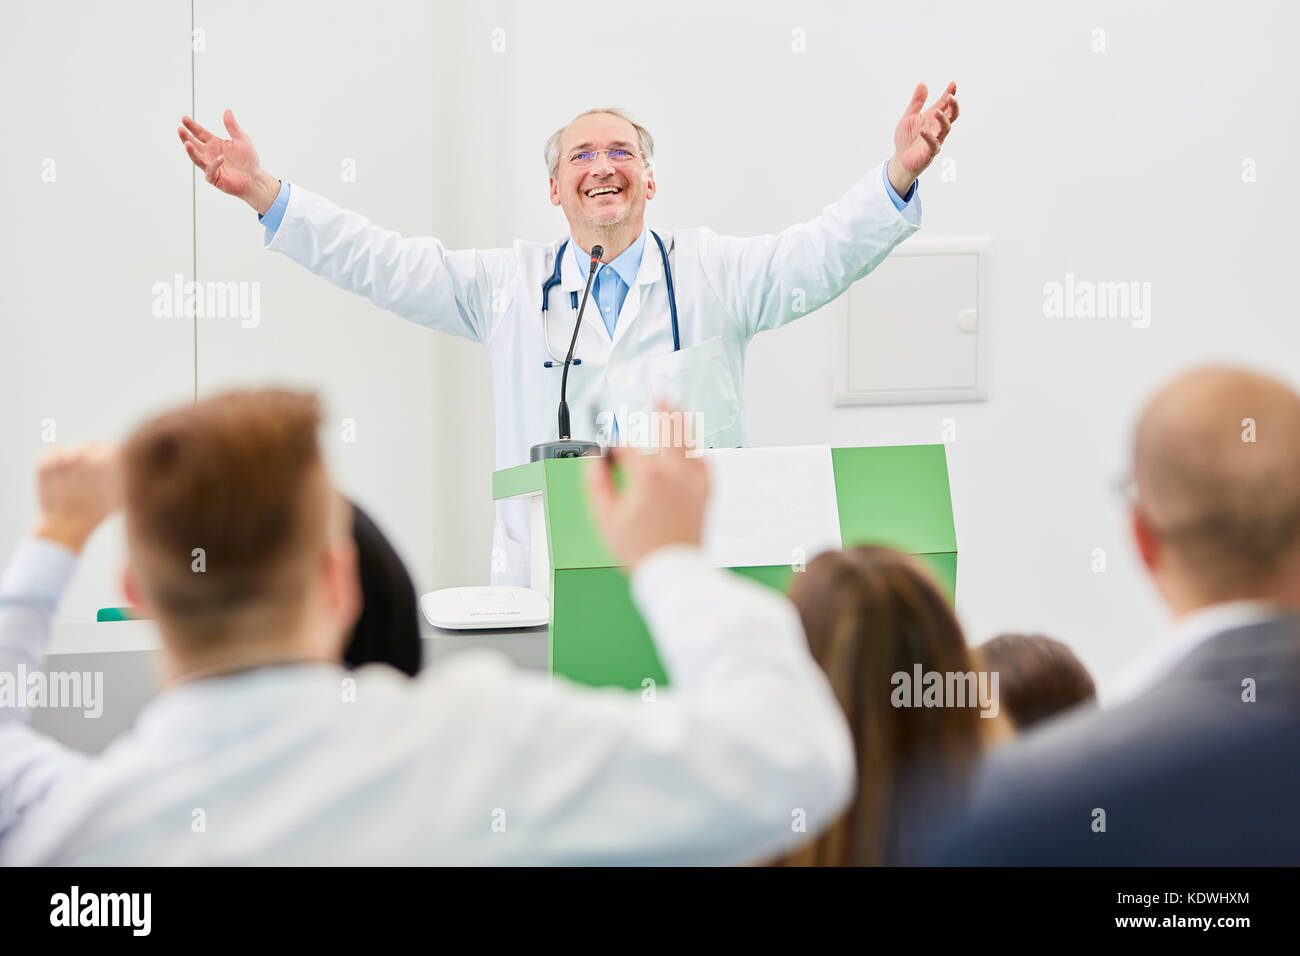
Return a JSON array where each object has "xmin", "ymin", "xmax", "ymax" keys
[
  {"xmin": 882, "ymin": 161, "xmax": 917, "ymax": 209},
  {"xmin": 0, "ymin": 538, "xmax": 78, "ymax": 610},
  {"xmin": 258, "ymin": 179, "xmax": 291, "ymax": 241}
]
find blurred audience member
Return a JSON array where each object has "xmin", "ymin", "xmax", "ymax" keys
[
  {"xmin": 773, "ymin": 546, "xmax": 1008, "ymax": 866},
  {"xmin": 344, "ymin": 503, "xmax": 421, "ymax": 676},
  {"xmin": 937, "ymin": 366, "xmax": 1300, "ymax": 865},
  {"xmin": 977, "ymin": 633, "xmax": 1095, "ymax": 730},
  {"xmin": 0, "ymin": 391, "xmax": 853, "ymax": 865}
]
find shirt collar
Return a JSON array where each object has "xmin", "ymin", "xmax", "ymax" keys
[
  {"xmin": 562, "ymin": 227, "xmax": 648, "ymax": 292},
  {"xmin": 132, "ymin": 662, "xmax": 348, "ymax": 740},
  {"xmin": 1107, "ymin": 599, "xmax": 1283, "ymax": 705},
  {"xmin": 1168, "ymin": 599, "xmax": 1283, "ymax": 650}
]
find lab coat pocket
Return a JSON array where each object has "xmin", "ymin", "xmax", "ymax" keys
[{"xmin": 644, "ymin": 337, "xmax": 741, "ymax": 445}]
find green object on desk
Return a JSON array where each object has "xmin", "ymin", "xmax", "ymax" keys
[
  {"xmin": 97, "ymin": 607, "xmax": 145, "ymax": 622},
  {"xmin": 494, "ymin": 445, "xmax": 957, "ymax": 691}
]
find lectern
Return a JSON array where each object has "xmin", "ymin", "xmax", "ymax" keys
[{"xmin": 493, "ymin": 444, "xmax": 956, "ymax": 690}]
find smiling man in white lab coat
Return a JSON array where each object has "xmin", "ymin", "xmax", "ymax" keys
[
  {"xmin": 0, "ymin": 391, "xmax": 852, "ymax": 865},
  {"xmin": 177, "ymin": 83, "xmax": 959, "ymax": 583}
]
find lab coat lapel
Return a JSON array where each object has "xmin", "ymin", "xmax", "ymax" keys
[
  {"xmin": 558, "ymin": 240, "xmax": 614, "ymax": 355},
  {"xmin": 610, "ymin": 228, "xmax": 664, "ymax": 349},
  {"xmin": 559, "ymin": 238, "xmax": 587, "ymax": 294}
]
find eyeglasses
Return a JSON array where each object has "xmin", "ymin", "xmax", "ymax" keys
[
  {"xmin": 565, "ymin": 147, "xmax": 642, "ymax": 168},
  {"xmin": 1111, "ymin": 472, "xmax": 1138, "ymax": 508},
  {"xmin": 1112, "ymin": 472, "xmax": 1270, "ymax": 542}
]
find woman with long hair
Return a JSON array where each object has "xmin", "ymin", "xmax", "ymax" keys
[{"xmin": 775, "ymin": 545, "xmax": 1008, "ymax": 865}]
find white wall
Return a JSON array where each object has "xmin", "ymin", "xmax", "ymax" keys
[
  {"xmin": 0, "ymin": 0, "xmax": 497, "ymax": 618},
  {"xmin": 1, "ymin": 0, "xmax": 193, "ymax": 623},
  {"xmin": 4, "ymin": 0, "xmax": 1298, "ymax": 697},
  {"xmin": 741, "ymin": 0, "xmax": 1300, "ymax": 691},
  {"xmin": 191, "ymin": 0, "xmax": 441, "ymax": 591},
  {"xmin": 186, "ymin": 0, "xmax": 508, "ymax": 592}
]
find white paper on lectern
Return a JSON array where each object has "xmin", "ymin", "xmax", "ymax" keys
[{"xmin": 699, "ymin": 446, "xmax": 842, "ymax": 568}]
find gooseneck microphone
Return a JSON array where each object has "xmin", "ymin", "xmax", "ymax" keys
[
  {"xmin": 529, "ymin": 245, "xmax": 605, "ymax": 461},
  {"xmin": 558, "ymin": 246, "xmax": 601, "ymax": 439}
]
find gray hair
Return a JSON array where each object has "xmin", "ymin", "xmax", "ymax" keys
[{"xmin": 544, "ymin": 107, "xmax": 655, "ymax": 179}]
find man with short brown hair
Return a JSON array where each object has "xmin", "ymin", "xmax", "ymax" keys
[
  {"xmin": 118, "ymin": 390, "xmax": 357, "ymax": 678},
  {"xmin": 0, "ymin": 390, "xmax": 852, "ymax": 865}
]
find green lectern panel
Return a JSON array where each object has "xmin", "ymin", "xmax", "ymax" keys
[
  {"xmin": 551, "ymin": 565, "xmax": 800, "ymax": 689},
  {"xmin": 497, "ymin": 445, "xmax": 958, "ymax": 689},
  {"xmin": 551, "ymin": 568, "xmax": 665, "ymax": 690},
  {"xmin": 831, "ymin": 445, "xmax": 956, "ymax": 554},
  {"xmin": 492, "ymin": 458, "xmax": 618, "ymax": 571},
  {"xmin": 916, "ymin": 552, "xmax": 957, "ymax": 601},
  {"xmin": 731, "ymin": 565, "xmax": 796, "ymax": 592},
  {"xmin": 543, "ymin": 458, "xmax": 619, "ymax": 571}
]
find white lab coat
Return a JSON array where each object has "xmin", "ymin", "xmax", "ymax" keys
[{"xmin": 265, "ymin": 163, "xmax": 920, "ymax": 583}]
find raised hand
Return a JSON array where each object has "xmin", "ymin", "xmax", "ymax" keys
[
  {"xmin": 177, "ymin": 109, "xmax": 281, "ymax": 215},
  {"xmin": 887, "ymin": 81, "xmax": 959, "ymax": 195},
  {"xmin": 586, "ymin": 404, "xmax": 710, "ymax": 571},
  {"xmin": 31, "ymin": 441, "xmax": 122, "ymax": 554}
]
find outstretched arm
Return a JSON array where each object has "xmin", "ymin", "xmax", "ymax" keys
[
  {"xmin": 702, "ymin": 82, "xmax": 960, "ymax": 338},
  {"xmin": 177, "ymin": 110, "xmax": 513, "ymax": 344}
]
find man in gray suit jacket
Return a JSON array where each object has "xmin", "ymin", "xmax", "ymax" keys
[{"xmin": 937, "ymin": 366, "xmax": 1300, "ymax": 865}]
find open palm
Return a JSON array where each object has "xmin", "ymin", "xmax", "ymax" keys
[
  {"xmin": 177, "ymin": 109, "xmax": 260, "ymax": 198},
  {"xmin": 892, "ymin": 82, "xmax": 959, "ymax": 177}
]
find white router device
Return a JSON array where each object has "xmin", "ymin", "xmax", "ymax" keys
[{"xmin": 419, "ymin": 586, "xmax": 549, "ymax": 630}]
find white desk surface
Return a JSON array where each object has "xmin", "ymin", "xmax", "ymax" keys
[
  {"xmin": 48, "ymin": 617, "xmax": 547, "ymax": 657},
  {"xmin": 37, "ymin": 620, "xmax": 549, "ymax": 754}
]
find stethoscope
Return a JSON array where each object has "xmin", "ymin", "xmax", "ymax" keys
[{"xmin": 541, "ymin": 229, "xmax": 680, "ymax": 368}]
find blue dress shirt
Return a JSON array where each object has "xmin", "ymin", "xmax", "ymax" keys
[{"xmin": 569, "ymin": 229, "xmax": 646, "ymax": 339}]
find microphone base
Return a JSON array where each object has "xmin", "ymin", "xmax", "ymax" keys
[{"xmin": 530, "ymin": 439, "xmax": 602, "ymax": 462}]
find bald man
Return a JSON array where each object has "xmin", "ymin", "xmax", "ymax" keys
[
  {"xmin": 936, "ymin": 366, "xmax": 1300, "ymax": 865},
  {"xmin": 1112, "ymin": 366, "xmax": 1300, "ymax": 698}
]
